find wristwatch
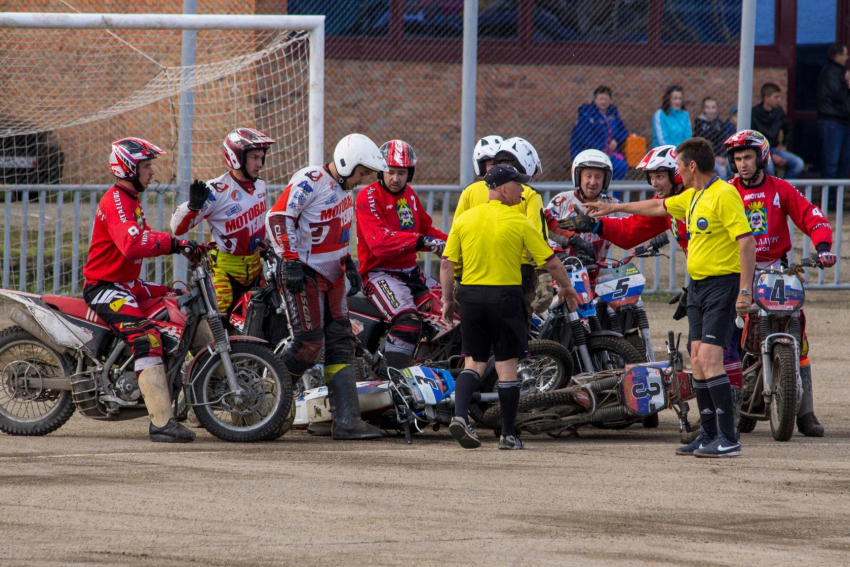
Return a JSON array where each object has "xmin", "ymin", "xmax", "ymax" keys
[{"xmin": 739, "ymin": 289, "xmax": 751, "ymax": 296}]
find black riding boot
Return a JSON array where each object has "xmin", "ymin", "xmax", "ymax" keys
[
  {"xmin": 328, "ymin": 365, "xmax": 381, "ymax": 440},
  {"xmin": 797, "ymin": 365, "xmax": 824, "ymax": 437},
  {"xmin": 382, "ymin": 351, "xmax": 414, "ymax": 370}
]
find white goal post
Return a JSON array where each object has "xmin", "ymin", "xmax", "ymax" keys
[
  {"xmin": 0, "ymin": 12, "xmax": 325, "ymax": 292},
  {"xmin": 0, "ymin": 12, "xmax": 325, "ymax": 166}
]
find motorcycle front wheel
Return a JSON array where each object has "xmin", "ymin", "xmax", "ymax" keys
[
  {"xmin": 769, "ymin": 343, "xmax": 797, "ymax": 442},
  {"xmin": 0, "ymin": 327, "xmax": 76, "ymax": 436},
  {"xmin": 584, "ymin": 335, "xmax": 645, "ymax": 371},
  {"xmin": 191, "ymin": 342, "xmax": 293, "ymax": 442}
]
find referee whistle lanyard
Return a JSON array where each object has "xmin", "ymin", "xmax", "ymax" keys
[{"xmin": 685, "ymin": 175, "xmax": 719, "ymax": 241}]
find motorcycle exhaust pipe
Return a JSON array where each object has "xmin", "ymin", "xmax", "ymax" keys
[{"xmin": 10, "ymin": 308, "xmax": 69, "ymax": 355}]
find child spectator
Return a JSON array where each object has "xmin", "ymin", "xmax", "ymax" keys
[
  {"xmin": 652, "ymin": 85, "xmax": 691, "ymax": 148},
  {"xmin": 694, "ymin": 96, "xmax": 729, "ymax": 179},
  {"xmin": 570, "ymin": 86, "xmax": 629, "ymax": 180},
  {"xmin": 752, "ymin": 83, "xmax": 804, "ymax": 179}
]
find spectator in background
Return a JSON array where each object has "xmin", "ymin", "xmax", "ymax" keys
[
  {"xmin": 694, "ymin": 96, "xmax": 728, "ymax": 179},
  {"xmin": 652, "ymin": 85, "xmax": 691, "ymax": 148},
  {"xmin": 816, "ymin": 43, "xmax": 850, "ymax": 180},
  {"xmin": 752, "ymin": 83, "xmax": 804, "ymax": 179},
  {"xmin": 724, "ymin": 105, "xmax": 738, "ymax": 140},
  {"xmin": 570, "ymin": 86, "xmax": 629, "ymax": 180}
]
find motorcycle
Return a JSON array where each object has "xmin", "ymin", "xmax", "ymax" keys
[
  {"xmin": 535, "ymin": 256, "xmax": 645, "ymax": 374},
  {"xmin": 0, "ymin": 247, "xmax": 293, "ymax": 442},
  {"xmin": 595, "ymin": 233, "xmax": 670, "ymax": 362},
  {"xmin": 478, "ymin": 331, "xmax": 697, "ymax": 441},
  {"xmin": 348, "ymin": 284, "xmax": 574, "ymax": 393},
  {"xmin": 737, "ymin": 257, "xmax": 821, "ymax": 442}
]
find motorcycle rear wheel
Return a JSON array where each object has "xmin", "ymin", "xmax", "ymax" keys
[
  {"xmin": 0, "ymin": 327, "xmax": 75, "ymax": 436},
  {"xmin": 481, "ymin": 389, "xmax": 581, "ymax": 432},
  {"xmin": 769, "ymin": 343, "xmax": 797, "ymax": 442},
  {"xmin": 192, "ymin": 342, "xmax": 293, "ymax": 442}
]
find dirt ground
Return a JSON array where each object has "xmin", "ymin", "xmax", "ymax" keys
[{"xmin": 0, "ymin": 299, "xmax": 849, "ymax": 567}]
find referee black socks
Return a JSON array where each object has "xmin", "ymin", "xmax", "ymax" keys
[
  {"xmin": 694, "ymin": 380, "xmax": 717, "ymax": 440},
  {"xmin": 454, "ymin": 370, "xmax": 480, "ymax": 422},
  {"xmin": 497, "ymin": 381, "xmax": 521, "ymax": 437},
  {"xmin": 706, "ymin": 374, "xmax": 737, "ymax": 443}
]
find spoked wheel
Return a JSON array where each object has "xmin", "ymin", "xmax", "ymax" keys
[
  {"xmin": 769, "ymin": 343, "xmax": 798, "ymax": 442},
  {"xmin": 585, "ymin": 336, "xmax": 645, "ymax": 371},
  {"xmin": 519, "ymin": 340, "xmax": 574, "ymax": 393},
  {"xmin": 0, "ymin": 327, "xmax": 75, "ymax": 436},
  {"xmin": 192, "ymin": 342, "xmax": 293, "ymax": 442},
  {"xmin": 469, "ymin": 340, "xmax": 573, "ymax": 424}
]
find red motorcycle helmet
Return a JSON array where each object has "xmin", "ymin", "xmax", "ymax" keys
[
  {"xmin": 109, "ymin": 137, "xmax": 166, "ymax": 181},
  {"xmin": 724, "ymin": 129, "xmax": 771, "ymax": 174},
  {"xmin": 222, "ymin": 127, "xmax": 276, "ymax": 179},
  {"xmin": 379, "ymin": 140, "xmax": 418, "ymax": 184}
]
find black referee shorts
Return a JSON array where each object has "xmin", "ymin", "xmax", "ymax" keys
[
  {"xmin": 686, "ymin": 273, "xmax": 739, "ymax": 348},
  {"xmin": 459, "ymin": 285, "xmax": 528, "ymax": 362}
]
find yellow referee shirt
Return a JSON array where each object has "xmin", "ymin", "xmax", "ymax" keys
[
  {"xmin": 444, "ymin": 200, "xmax": 556, "ymax": 286},
  {"xmin": 453, "ymin": 180, "xmax": 548, "ymax": 265},
  {"xmin": 663, "ymin": 178, "xmax": 751, "ymax": 281}
]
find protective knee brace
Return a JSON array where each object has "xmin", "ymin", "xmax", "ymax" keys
[
  {"xmin": 324, "ymin": 318, "xmax": 356, "ymax": 366},
  {"xmin": 386, "ymin": 311, "xmax": 423, "ymax": 355}
]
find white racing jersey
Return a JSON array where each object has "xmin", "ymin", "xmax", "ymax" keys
[
  {"xmin": 266, "ymin": 165, "xmax": 353, "ymax": 282},
  {"xmin": 171, "ymin": 171, "xmax": 267, "ymax": 255},
  {"xmin": 545, "ymin": 190, "xmax": 627, "ymax": 265}
]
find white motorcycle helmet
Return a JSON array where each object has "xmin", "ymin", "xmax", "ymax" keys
[
  {"xmin": 333, "ymin": 133, "xmax": 388, "ymax": 189},
  {"xmin": 493, "ymin": 137, "xmax": 542, "ymax": 177},
  {"xmin": 472, "ymin": 135, "xmax": 503, "ymax": 177},
  {"xmin": 571, "ymin": 149, "xmax": 613, "ymax": 192}
]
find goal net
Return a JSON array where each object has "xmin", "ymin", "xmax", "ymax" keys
[{"xmin": 0, "ymin": 13, "xmax": 323, "ymax": 295}]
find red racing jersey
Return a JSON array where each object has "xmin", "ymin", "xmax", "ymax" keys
[
  {"xmin": 84, "ymin": 185, "xmax": 173, "ymax": 283},
  {"xmin": 355, "ymin": 181, "xmax": 447, "ymax": 275},
  {"xmin": 730, "ymin": 174, "xmax": 832, "ymax": 262},
  {"xmin": 598, "ymin": 195, "xmax": 690, "ymax": 255}
]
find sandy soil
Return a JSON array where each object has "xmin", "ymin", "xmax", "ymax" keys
[{"xmin": 0, "ymin": 301, "xmax": 849, "ymax": 566}]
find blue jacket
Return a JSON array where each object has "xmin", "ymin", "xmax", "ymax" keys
[
  {"xmin": 651, "ymin": 108, "xmax": 692, "ymax": 147},
  {"xmin": 570, "ymin": 103, "xmax": 629, "ymax": 160}
]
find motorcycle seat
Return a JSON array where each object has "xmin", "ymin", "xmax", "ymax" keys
[
  {"xmin": 347, "ymin": 294, "xmax": 383, "ymax": 320},
  {"xmin": 42, "ymin": 295, "xmax": 107, "ymax": 326}
]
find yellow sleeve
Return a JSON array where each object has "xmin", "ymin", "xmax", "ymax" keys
[
  {"xmin": 715, "ymin": 185, "xmax": 752, "ymax": 240},
  {"xmin": 454, "ymin": 187, "xmax": 471, "ymax": 221},
  {"xmin": 443, "ymin": 221, "xmax": 463, "ymax": 264},
  {"xmin": 523, "ymin": 187, "xmax": 548, "ymax": 241},
  {"xmin": 663, "ymin": 189, "xmax": 692, "ymax": 221},
  {"xmin": 522, "ymin": 217, "xmax": 555, "ymax": 266}
]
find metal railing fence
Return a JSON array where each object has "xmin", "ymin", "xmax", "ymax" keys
[{"xmin": 1, "ymin": 180, "xmax": 847, "ymax": 296}]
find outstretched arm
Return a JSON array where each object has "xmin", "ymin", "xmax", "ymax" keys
[{"xmin": 585, "ymin": 198, "xmax": 667, "ymax": 218}]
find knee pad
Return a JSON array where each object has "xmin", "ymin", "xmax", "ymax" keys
[
  {"xmin": 130, "ymin": 326, "xmax": 163, "ymax": 360},
  {"xmin": 283, "ymin": 329, "xmax": 324, "ymax": 376},
  {"xmin": 388, "ymin": 311, "xmax": 423, "ymax": 348},
  {"xmin": 324, "ymin": 318, "xmax": 355, "ymax": 366}
]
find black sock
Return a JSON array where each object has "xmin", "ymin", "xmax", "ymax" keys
[
  {"xmin": 707, "ymin": 374, "xmax": 737, "ymax": 443},
  {"xmin": 694, "ymin": 380, "xmax": 717, "ymax": 440},
  {"xmin": 453, "ymin": 370, "xmax": 480, "ymax": 421},
  {"xmin": 497, "ymin": 381, "xmax": 521, "ymax": 437}
]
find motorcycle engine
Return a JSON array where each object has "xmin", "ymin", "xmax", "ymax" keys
[{"xmin": 115, "ymin": 372, "xmax": 141, "ymax": 402}]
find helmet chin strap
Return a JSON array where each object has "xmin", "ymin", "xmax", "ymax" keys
[
  {"xmin": 741, "ymin": 170, "xmax": 763, "ymax": 188},
  {"xmin": 130, "ymin": 177, "xmax": 146, "ymax": 192}
]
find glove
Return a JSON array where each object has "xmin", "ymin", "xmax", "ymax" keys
[
  {"xmin": 188, "ymin": 179, "xmax": 209, "ymax": 211},
  {"xmin": 818, "ymin": 250, "xmax": 837, "ymax": 268},
  {"xmin": 171, "ymin": 238, "xmax": 202, "ymax": 260},
  {"xmin": 568, "ymin": 235, "xmax": 596, "ymax": 266},
  {"xmin": 558, "ymin": 206, "xmax": 597, "ymax": 233},
  {"xmin": 344, "ymin": 256, "xmax": 362, "ymax": 297},
  {"xmin": 417, "ymin": 236, "xmax": 446, "ymax": 254},
  {"xmin": 671, "ymin": 288, "xmax": 688, "ymax": 321},
  {"xmin": 278, "ymin": 259, "xmax": 306, "ymax": 294},
  {"xmin": 531, "ymin": 272, "xmax": 554, "ymax": 314}
]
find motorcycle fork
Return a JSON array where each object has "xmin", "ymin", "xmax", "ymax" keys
[
  {"xmin": 196, "ymin": 265, "xmax": 244, "ymax": 403},
  {"xmin": 570, "ymin": 311, "xmax": 595, "ymax": 373},
  {"xmin": 635, "ymin": 302, "xmax": 655, "ymax": 362}
]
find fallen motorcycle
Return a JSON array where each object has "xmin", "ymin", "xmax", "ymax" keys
[
  {"xmin": 737, "ymin": 257, "xmax": 821, "ymax": 441},
  {"xmin": 477, "ymin": 331, "xmax": 697, "ymax": 441},
  {"xmin": 0, "ymin": 246, "xmax": 293, "ymax": 442}
]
